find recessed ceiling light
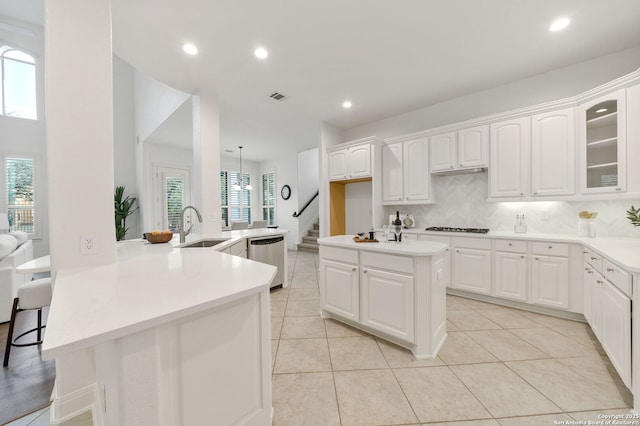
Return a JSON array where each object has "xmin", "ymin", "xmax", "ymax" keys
[
  {"xmin": 549, "ymin": 17, "xmax": 571, "ymax": 32},
  {"xmin": 343, "ymin": 101, "xmax": 352, "ymax": 109},
  {"xmin": 183, "ymin": 43, "xmax": 198, "ymax": 55},
  {"xmin": 596, "ymin": 108, "xmax": 608, "ymax": 113},
  {"xmin": 254, "ymin": 47, "xmax": 268, "ymax": 59}
]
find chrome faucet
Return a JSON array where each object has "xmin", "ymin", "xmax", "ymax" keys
[{"xmin": 179, "ymin": 206, "xmax": 203, "ymax": 243}]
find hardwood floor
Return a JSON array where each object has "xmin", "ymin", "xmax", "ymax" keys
[{"xmin": 0, "ymin": 306, "xmax": 55, "ymax": 425}]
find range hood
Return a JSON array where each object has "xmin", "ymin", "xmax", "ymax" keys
[{"xmin": 431, "ymin": 167, "xmax": 486, "ymax": 176}]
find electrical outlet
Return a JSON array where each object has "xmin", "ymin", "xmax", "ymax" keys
[
  {"xmin": 81, "ymin": 235, "xmax": 97, "ymax": 255},
  {"xmin": 542, "ymin": 208, "xmax": 550, "ymax": 221}
]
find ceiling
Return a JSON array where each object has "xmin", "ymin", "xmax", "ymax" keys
[{"xmin": 2, "ymin": 0, "xmax": 640, "ymax": 162}]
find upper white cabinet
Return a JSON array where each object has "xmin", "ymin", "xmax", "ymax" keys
[
  {"xmin": 430, "ymin": 125, "xmax": 488, "ymax": 173},
  {"xmin": 489, "ymin": 118, "xmax": 531, "ymax": 198},
  {"xmin": 531, "ymin": 108, "xmax": 575, "ymax": 196},
  {"xmin": 328, "ymin": 143, "xmax": 371, "ymax": 181},
  {"xmin": 382, "ymin": 137, "xmax": 431, "ymax": 204},
  {"xmin": 578, "ymin": 89, "xmax": 626, "ymax": 194}
]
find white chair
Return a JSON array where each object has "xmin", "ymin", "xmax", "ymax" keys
[
  {"xmin": 252, "ymin": 220, "xmax": 267, "ymax": 229},
  {"xmin": 3, "ymin": 277, "xmax": 52, "ymax": 367},
  {"xmin": 231, "ymin": 221, "xmax": 249, "ymax": 230}
]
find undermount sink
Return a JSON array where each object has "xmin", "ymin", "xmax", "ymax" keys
[{"xmin": 180, "ymin": 239, "xmax": 230, "ymax": 248}]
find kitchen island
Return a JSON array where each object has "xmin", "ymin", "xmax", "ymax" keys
[
  {"xmin": 318, "ymin": 235, "xmax": 448, "ymax": 359},
  {"xmin": 42, "ymin": 229, "xmax": 286, "ymax": 426}
]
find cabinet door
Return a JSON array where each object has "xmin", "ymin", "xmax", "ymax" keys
[
  {"xmin": 403, "ymin": 137, "xmax": 430, "ymax": 201},
  {"xmin": 320, "ymin": 259, "xmax": 359, "ymax": 321},
  {"xmin": 579, "ymin": 89, "xmax": 626, "ymax": 194},
  {"xmin": 531, "ymin": 108, "xmax": 575, "ymax": 196},
  {"xmin": 601, "ymin": 279, "xmax": 631, "ymax": 387},
  {"xmin": 494, "ymin": 252, "xmax": 527, "ymax": 302},
  {"xmin": 453, "ymin": 248, "xmax": 491, "ymax": 295},
  {"xmin": 382, "ymin": 142, "xmax": 403, "ymax": 202},
  {"xmin": 361, "ymin": 267, "xmax": 414, "ymax": 343},
  {"xmin": 348, "ymin": 144, "xmax": 371, "ymax": 178},
  {"xmin": 531, "ymin": 255, "xmax": 569, "ymax": 309},
  {"xmin": 328, "ymin": 149, "xmax": 348, "ymax": 181},
  {"xmin": 429, "ymin": 132, "xmax": 456, "ymax": 172},
  {"xmin": 489, "ymin": 118, "xmax": 530, "ymax": 197},
  {"xmin": 590, "ymin": 271, "xmax": 603, "ymax": 339},
  {"xmin": 458, "ymin": 125, "xmax": 488, "ymax": 168},
  {"xmin": 583, "ymin": 264, "xmax": 594, "ymax": 324}
]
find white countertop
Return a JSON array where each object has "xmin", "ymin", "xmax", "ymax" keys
[
  {"xmin": 42, "ymin": 229, "xmax": 286, "ymax": 360},
  {"xmin": 383, "ymin": 229, "xmax": 640, "ymax": 273},
  {"xmin": 318, "ymin": 235, "xmax": 447, "ymax": 256}
]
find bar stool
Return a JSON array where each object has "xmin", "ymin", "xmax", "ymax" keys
[{"xmin": 3, "ymin": 277, "xmax": 52, "ymax": 367}]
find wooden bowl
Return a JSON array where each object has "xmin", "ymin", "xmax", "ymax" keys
[{"xmin": 145, "ymin": 232, "xmax": 173, "ymax": 244}]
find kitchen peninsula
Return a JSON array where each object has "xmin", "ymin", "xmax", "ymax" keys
[
  {"xmin": 318, "ymin": 235, "xmax": 448, "ymax": 359},
  {"xmin": 42, "ymin": 228, "xmax": 286, "ymax": 426}
]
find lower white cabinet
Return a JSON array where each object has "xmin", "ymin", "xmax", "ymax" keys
[
  {"xmin": 531, "ymin": 255, "xmax": 569, "ymax": 309},
  {"xmin": 454, "ymin": 248, "xmax": 491, "ymax": 295},
  {"xmin": 361, "ymin": 267, "xmax": 414, "ymax": 342},
  {"xmin": 320, "ymin": 259, "xmax": 359, "ymax": 322},
  {"xmin": 494, "ymin": 252, "xmax": 527, "ymax": 302},
  {"xmin": 600, "ymin": 279, "xmax": 631, "ymax": 388}
]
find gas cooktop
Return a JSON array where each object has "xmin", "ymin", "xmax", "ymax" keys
[{"xmin": 425, "ymin": 227, "xmax": 490, "ymax": 234}]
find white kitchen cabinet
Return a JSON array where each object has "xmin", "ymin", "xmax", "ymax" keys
[
  {"xmin": 429, "ymin": 131, "xmax": 456, "ymax": 172},
  {"xmin": 430, "ymin": 126, "xmax": 488, "ymax": 173},
  {"xmin": 531, "ymin": 254, "xmax": 569, "ymax": 309},
  {"xmin": 494, "ymin": 252, "xmax": 527, "ymax": 302},
  {"xmin": 328, "ymin": 143, "xmax": 371, "ymax": 181},
  {"xmin": 583, "ymin": 264, "xmax": 594, "ymax": 325},
  {"xmin": 382, "ymin": 137, "xmax": 430, "ymax": 204},
  {"xmin": 531, "ymin": 108, "xmax": 575, "ymax": 196},
  {"xmin": 600, "ymin": 278, "xmax": 631, "ymax": 388},
  {"xmin": 320, "ymin": 259, "xmax": 359, "ymax": 322},
  {"xmin": 578, "ymin": 89, "xmax": 626, "ymax": 194},
  {"xmin": 454, "ymin": 248, "xmax": 491, "ymax": 295},
  {"xmin": 361, "ymin": 267, "xmax": 414, "ymax": 342},
  {"xmin": 489, "ymin": 117, "xmax": 531, "ymax": 198},
  {"xmin": 458, "ymin": 125, "xmax": 489, "ymax": 168}
]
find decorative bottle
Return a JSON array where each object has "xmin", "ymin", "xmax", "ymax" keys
[{"xmin": 393, "ymin": 211, "xmax": 403, "ymax": 242}]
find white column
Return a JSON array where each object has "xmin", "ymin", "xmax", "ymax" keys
[
  {"xmin": 45, "ymin": 0, "xmax": 116, "ymax": 275},
  {"xmin": 192, "ymin": 92, "xmax": 222, "ymax": 232}
]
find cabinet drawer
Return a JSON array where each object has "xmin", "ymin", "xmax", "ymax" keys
[
  {"xmin": 584, "ymin": 250, "xmax": 603, "ymax": 273},
  {"xmin": 402, "ymin": 233, "xmax": 418, "ymax": 241},
  {"xmin": 495, "ymin": 239, "xmax": 527, "ymax": 253},
  {"xmin": 361, "ymin": 251, "xmax": 414, "ymax": 274},
  {"xmin": 454, "ymin": 237, "xmax": 491, "ymax": 250},
  {"xmin": 320, "ymin": 246, "xmax": 358, "ymax": 264},
  {"xmin": 531, "ymin": 242, "xmax": 569, "ymax": 257},
  {"xmin": 419, "ymin": 235, "xmax": 451, "ymax": 245},
  {"xmin": 603, "ymin": 259, "xmax": 631, "ymax": 297}
]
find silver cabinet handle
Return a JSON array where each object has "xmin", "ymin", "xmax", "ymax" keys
[
  {"xmin": 591, "ymin": 257, "xmax": 598, "ymax": 261},
  {"xmin": 352, "ymin": 268, "xmax": 356, "ymax": 272},
  {"xmin": 363, "ymin": 269, "xmax": 368, "ymax": 274},
  {"xmin": 508, "ymin": 243, "xmax": 512, "ymax": 246},
  {"xmin": 520, "ymin": 192, "xmax": 524, "ymax": 196},
  {"xmin": 533, "ymin": 192, "xmax": 538, "ymax": 195},
  {"xmin": 548, "ymin": 245, "xmax": 553, "ymax": 249},
  {"xmin": 450, "ymin": 165, "xmax": 454, "ymax": 169},
  {"xmin": 584, "ymin": 267, "xmax": 589, "ymax": 271},
  {"xmin": 587, "ymin": 270, "xmax": 594, "ymax": 274},
  {"xmin": 456, "ymin": 250, "xmax": 460, "ymax": 253},
  {"xmin": 520, "ymin": 255, "xmax": 525, "ymax": 259},
  {"xmin": 534, "ymin": 257, "xmax": 539, "ymax": 260},
  {"xmin": 583, "ymin": 251, "xmax": 588, "ymax": 254},
  {"xmin": 597, "ymin": 280, "xmax": 604, "ymax": 285},
  {"xmin": 606, "ymin": 267, "xmax": 614, "ymax": 272},
  {"xmin": 616, "ymin": 187, "xmax": 621, "ymax": 191}
]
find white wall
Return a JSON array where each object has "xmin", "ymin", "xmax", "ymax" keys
[
  {"xmin": 295, "ymin": 148, "xmax": 320, "ymax": 240},
  {"xmin": 344, "ymin": 46, "xmax": 640, "ymax": 141},
  {"xmin": 0, "ymin": 15, "xmax": 49, "ymax": 258},
  {"xmin": 113, "ymin": 56, "xmax": 139, "ymax": 239}
]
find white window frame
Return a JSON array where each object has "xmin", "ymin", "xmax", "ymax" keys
[
  {"xmin": 0, "ymin": 43, "xmax": 37, "ymax": 120},
  {"xmin": 220, "ymin": 169, "xmax": 251, "ymax": 227},
  {"xmin": 261, "ymin": 171, "xmax": 276, "ymax": 226},
  {"xmin": 2, "ymin": 154, "xmax": 40, "ymax": 238}
]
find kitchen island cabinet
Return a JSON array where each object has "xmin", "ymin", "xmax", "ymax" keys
[
  {"xmin": 42, "ymin": 229, "xmax": 287, "ymax": 426},
  {"xmin": 318, "ymin": 236, "xmax": 447, "ymax": 359}
]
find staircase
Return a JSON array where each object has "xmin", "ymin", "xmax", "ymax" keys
[{"xmin": 298, "ymin": 222, "xmax": 319, "ymax": 253}]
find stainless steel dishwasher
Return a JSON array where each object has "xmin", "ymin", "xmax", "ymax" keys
[{"xmin": 248, "ymin": 235, "xmax": 285, "ymax": 289}]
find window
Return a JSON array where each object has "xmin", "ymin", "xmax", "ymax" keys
[
  {"xmin": 262, "ymin": 172, "xmax": 275, "ymax": 225},
  {"xmin": 5, "ymin": 156, "xmax": 36, "ymax": 235},
  {"xmin": 220, "ymin": 170, "xmax": 251, "ymax": 227},
  {"xmin": 165, "ymin": 176, "xmax": 185, "ymax": 231},
  {"xmin": 0, "ymin": 45, "xmax": 37, "ymax": 119}
]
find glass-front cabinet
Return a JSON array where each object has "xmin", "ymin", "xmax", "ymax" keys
[{"xmin": 579, "ymin": 89, "xmax": 626, "ymax": 193}]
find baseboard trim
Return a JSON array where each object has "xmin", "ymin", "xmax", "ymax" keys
[{"xmin": 49, "ymin": 383, "xmax": 97, "ymax": 425}]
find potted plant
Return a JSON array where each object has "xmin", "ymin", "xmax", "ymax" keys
[
  {"xmin": 115, "ymin": 185, "xmax": 137, "ymax": 241},
  {"xmin": 626, "ymin": 205, "xmax": 640, "ymax": 227}
]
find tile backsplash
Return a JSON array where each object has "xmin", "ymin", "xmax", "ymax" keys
[{"xmin": 386, "ymin": 172, "xmax": 640, "ymax": 238}]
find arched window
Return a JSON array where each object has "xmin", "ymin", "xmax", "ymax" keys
[{"xmin": 0, "ymin": 45, "xmax": 37, "ymax": 119}]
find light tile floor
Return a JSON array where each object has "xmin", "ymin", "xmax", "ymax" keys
[{"xmin": 272, "ymin": 250, "xmax": 634, "ymax": 426}]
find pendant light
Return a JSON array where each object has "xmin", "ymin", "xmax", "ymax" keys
[{"xmin": 232, "ymin": 146, "xmax": 252, "ymax": 191}]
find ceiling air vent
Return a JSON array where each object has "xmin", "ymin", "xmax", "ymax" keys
[{"xmin": 268, "ymin": 92, "xmax": 287, "ymax": 101}]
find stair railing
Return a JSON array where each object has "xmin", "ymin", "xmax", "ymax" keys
[{"xmin": 292, "ymin": 191, "xmax": 319, "ymax": 218}]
